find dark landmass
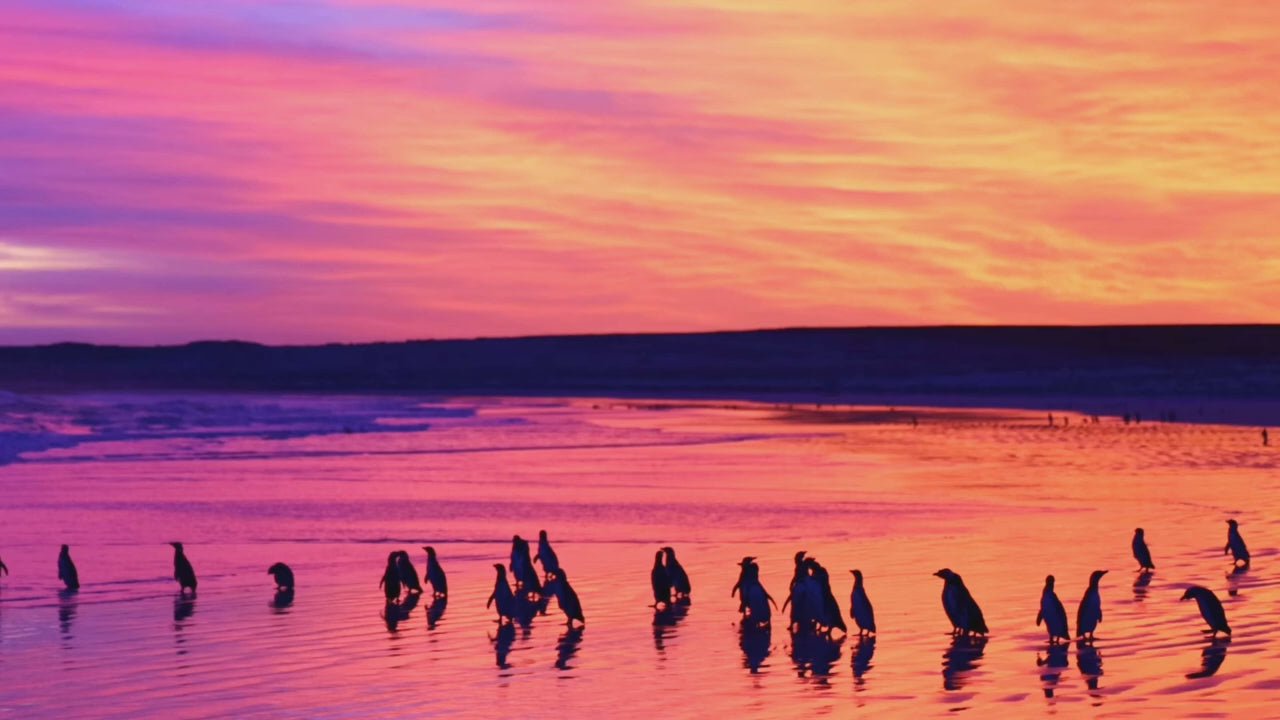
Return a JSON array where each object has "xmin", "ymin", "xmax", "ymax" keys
[{"xmin": 1, "ymin": 326, "xmax": 1277, "ymax": 416}]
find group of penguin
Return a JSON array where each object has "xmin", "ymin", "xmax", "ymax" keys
[
  {"xmin": 4, "ymin": 520, "xmax": 1249, "ymax": 647},
  {"xmin": 487, "ymin": 531, "xmax": 584, "ymax": 627}
]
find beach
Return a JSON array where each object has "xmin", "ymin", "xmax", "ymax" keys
[{"xmin": 1, "ymin": 394, "xmax": 1277, "ymax": 718}]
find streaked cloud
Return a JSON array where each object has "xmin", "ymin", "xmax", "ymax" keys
[{"xmin": 1, "ymin": 0, "xmax": 1277, "ymax": 343}]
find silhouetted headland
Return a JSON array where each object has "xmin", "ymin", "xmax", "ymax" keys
[{"xmin": 1, "ymin": 325, "xmax": 1278, "ymax": 424}]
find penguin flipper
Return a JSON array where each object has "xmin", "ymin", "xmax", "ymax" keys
[
  {"xmin": 487, "ymin": 593, "xmax": 495, "ymax": 608},
  {"xmin": 1036, "ymin": 610, "xmax": 1043, "ymax": 626}
]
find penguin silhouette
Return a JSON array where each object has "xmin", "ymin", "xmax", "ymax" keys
[
  {"xmin": 811, "ymin": 561, "xmax": 846, "ymax": 635},
  {"xmin": 1036, "ymin": 575, "xmax": 1069, "ymax": 643},
  {"xmin": 741, "ymin": 559, "xmax": 776, "ymax": 627},
  {"xmin": 934, "ymin": 569, "xmax": 987, "ymax": 635},
  {"xmin": 267, "ymin": 562, "xmax": 294, "ymax": 591},
  {"xmin": 510, "ymin": 536, "xmax": 542, "ymax": 596},
  {"xmin": 1132, "ymin": 529, "xmax": 1155, "ymax": 570},
  {"xmin": 731, "ymin": 556, "xmax": 755, "ymax": 614},
  {"xmin": 0, "ymin": 556, "xmax": 7, "ymax": 577},
  {"xmin": 395, "ymin": 551, "xmax": 423, "ymax": 594},
  {"xmin": 1180, "ymin": 585, "xmax": 1231, "ymax": 637},
  {"xmin": 650, "ymin": 550, "xmax": 672, "ymax": 608},
  {"xmin": 487, "ymin": 563, "xmax": 516, "ymax": 623},
  {"xmin": 550, "ymin": 568, "xmax": 585, "ymax": 628},
  {"xmin": 1225, "ymin": 520, "xmax": 1250, "ymax": 567},
  {"xmin": 1076, "ymin": 570, "xmax": 1107, "ymax": 641},
  {"xmin": 379, "ymin": 552, "xmax": 401, "ymax": 601},
  {"xmin": 848, "ymin": 569, "xmax": 876, "ymax": 636},
  {"xmin": 534, "ymin": 530, "xmax": 560, "ymax": 581},
  {"xmin": 170, "ymin": 542, "xmax": 197, "ymax": 595},
  {"xmin": 58, "ymin": 545, "xmax": 80, "ymax": 591},
  {"xmin": 663, "ymin": 547, "xmax": 691, "ymax": 599},
  {"xmin": 423, "ymin": 546, "xmax": 447, "ymax": 597}
]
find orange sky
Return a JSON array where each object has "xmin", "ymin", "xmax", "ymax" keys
[{"xmin": 1, "ymin": 1, "xmax": 1277, "ymax": 343}]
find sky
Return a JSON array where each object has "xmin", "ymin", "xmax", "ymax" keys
[{"xmin": 2, "ymin": 1, "xmax": 1278, "ymax": 345}]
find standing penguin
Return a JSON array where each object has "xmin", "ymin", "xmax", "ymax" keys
[
  {"xmin": 423, "ymin": 546, "xmax": 448, "ymax": 597},
  {"xmin": 268, "ymin": 562, "xmax": 294, "ymax": 591},
  {"xmin": 731, "ymin": 556, "xmax": 756, "ymax": 614},
  {"xmin": 811, "ymin": 562, "xmax": 846, "ymax": 635},
  {"xmin": 550, "ymin": 568, "xmax": 585, "ymax": 628},
  {"xmin": 534, "ymin": 530, "xmax": 560, "ymax": 581},
  {"xmin": 510, "ymin": 536, "xmax": 542, "ymax": 596},
  {"xmin": 934, "ymin": 569, "xmax": 987, "ymax": 635},
  {"xmin": 379, "ymin": 552, "xmax": 401, "ymax": 601},
  {"xmin": 1225, "ymin": 520, "xmax": 1250, "ymax": 567},
  {"xmin": 1180, "ymin": 585, "xmax": 1231, "ymax": 637},
  {"xmin": 1076, "ymin": 570, "xmax": 1108, "ymax": 641},
  {"xmin": 1132, "ymin": 528, "xmax": 1155, "ymax": 570},
  {"xmin": 58, "ymin": 545, "xmax": 80, "ymax": 591},
  {"xmin": 741, "ymin": 560, "xmax": 776, "ymax": 627},
  {"xmin": 1036, "ymin": 575, "xmax": 1070, "ymax": 644},
  {"xmin": 487, "ymin": 563, "xmax": 516, "ymax": 623},
  {"xmin": 848, "ymin": 570, "xmax": 876, "ymax": 636},
  {"xmin": 395, "ymin": 551, "xmax": 423, "ymax": 594},
  {"xmin": 664, "ymin": 547, "xmax": 691, "ymax": 599},
  {"xmin": 170, "ymin": 542, "xmax": 197, "ymax": 595},
  {"xmin": 650, "ymin": 550, "xmax": 672, "ymax": 607}
]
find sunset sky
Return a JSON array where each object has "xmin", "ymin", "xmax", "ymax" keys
[{"xmin": 2, "ymin": 1, "xmax": 1278, "ymax": 344}]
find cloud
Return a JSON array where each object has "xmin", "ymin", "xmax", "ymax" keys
[{"xmin": 1, "ymin": 0, "xmax": 1278, "ymax": 343}]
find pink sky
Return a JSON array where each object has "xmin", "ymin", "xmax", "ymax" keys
[{"xmin": 2, "ymin": 1, "xmax": 1277, "ymax": 344}]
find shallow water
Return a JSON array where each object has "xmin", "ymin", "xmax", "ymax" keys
[{"xmin": 1, "ymin": 394, "xmax": 1278, "ymax": 718}]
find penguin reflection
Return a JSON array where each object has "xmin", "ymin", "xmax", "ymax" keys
[
  {"xmin": 941, "ymin": 635, "xmax": 987, "ymax": 691},
  {"xmin": 426, "ymin": 595, "xmax": 447, "ymax": 629},
  {"xmin": 491, "ymin": 621, "xmax": 516, "ymax": 669},
  {"xmin": 1187, "ymin": 638, "xmax": 1229, "ymax": 679},
  {"xmin": 173, "ymin": 593, "xmax": 196, "ymax": 622},
  {"xmin": 652, "ymin": 599, "xmax": 688, "ymax": 652},
  {"xmin": 58, "ymin": 589, "xmax": 79, "ymax": 641},
  {"xmin": 1133, "ymin": 571, "xmax": 1153, "ymax": 601},
  {"xmin": 790, "ymin": 629, "xmax": 843, "ymax": 682},
  {"xmin": 1075, "ymin": 639, "xmax": 1103, "ymax": 690},
  {"xmin": 555, "ymin": 627, "xmax": 584, "ymax": 670},
  {"xmin": 383, "ymin": 592, "xmax": 420, "ymax": 632},
  {"xmin": 739, "ymin": 621, "xmax": 772, "ymax": 674},
  {"xmin": 851, "ymin": 636, "xmax": 876, "ymax": 685},
  {"xmin": 1037, "ymin": 643, "xmax": 1069, "ymax": 698}
]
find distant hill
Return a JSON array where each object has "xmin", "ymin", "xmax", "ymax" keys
[{"xmin": 1, "ymin": 326, "xmax": 1277, "ymax": 402}]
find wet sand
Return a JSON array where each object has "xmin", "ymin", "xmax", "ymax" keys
[{"xmin": 0, "ymin": 395, "xmax": 1277, "ymax": 718}]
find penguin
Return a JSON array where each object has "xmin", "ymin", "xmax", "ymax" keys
[
  {"xmin": 423, "ymin": 546, "xmax": 447, "ymax": 597},
  {"xmin": 58, "ymin": 544, "xmax": 80, "ymax": 591},
  {"xmin": 782, "ymin": 551, "xmax": 810, "ymax": 629},
  {"xmin": 267, "ymin": 562, "xmax": 294, "ymax": 591},
  {"xmin": 741, "ymin": 561, "xmax": 776, "ymax": 627},
  {"xmin": 650, "ymin": 550, "xmax": 672, "ymax": 607},
  {"xmin": 1180, "ymin": 585, "xmax": 1231, "ymax": 637},
  {"xmin": 379, "ymin": 552, "xmax": 401, "ymax": 601},
  {"xmin": 934, "ymin": 569, "xmax": 987, "ymax": 635},
  {"xmin": 664, "ymin": 547, "xmax": 691, "ymax": 599},
  {"xmin": 731, "ymin": 556, "xmax": 755, "ymax": 614},
  {"xmin": 1036, "ymin": 575, "xmax": 1069, "ymax": 643},
  {"xmin": 849, "ymin": 569, "xmax": 876, "ymax": 636},
  {"xmin": 1225, "ymin": 520, "xmax": 1250, "ymax": 567},
  {"xmin": 170, "ymin": 542, "xmax": 197, "ymax": 595},
  {"xmin": 510, "ymin": 536, "xmax": 542, "ymax": 596},
  {"xmin": 1132, "ymin": 528, "xmax": 1155, "ymax": 570},
  {"xmin": 486, "ymin": 563, "xmax": 516, "ymax": 623},
  {"xmin": 395, "ymin": 551, "xmax": 423, "ymax": 594},
  {"xmin": 1076, "ymin": 570, "xmax": 1108, "ymax": 641},
  {"xmin": 534, "ymin": 530, "xmax": 560, "ymax": 580},
  {"xmin": 811, "ymin": 561, "xmax": 846, "ymax": 635},
  {"xmin": 550, "ymin": 568, "xmax": 585, "ymax": 628}
]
